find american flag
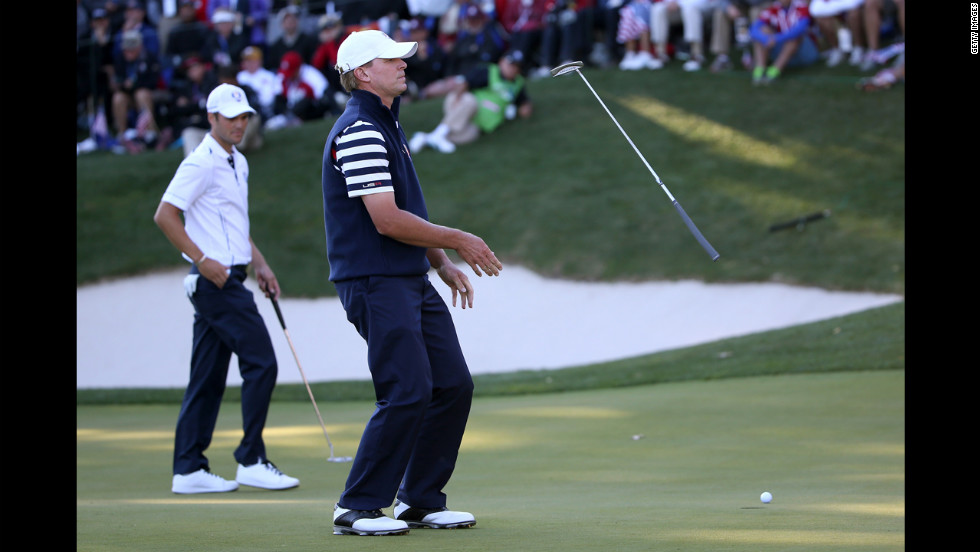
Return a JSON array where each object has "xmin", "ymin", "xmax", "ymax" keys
[
  {"xmin": 90, "ymin": 108, "xmax": 108, "ymax": 140},
  {"xmin": 617, "ymin": 0, "xmax": 652, "ymax": 44},
  {"xmin": 758, "ymin": 0, "xmax": 811, "ymax": 34},
  {"xmin": 135, "ymin": 108, "xmax": 154, "ymax": 138}
]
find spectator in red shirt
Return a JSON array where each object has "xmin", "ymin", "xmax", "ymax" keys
[
  {"xmin": 269, "ymin": 50, "xmax": 329, "ymax": 127},
  {"xmin": 749, "ymin": 0, "xmax": 819, "ymax": 84}
]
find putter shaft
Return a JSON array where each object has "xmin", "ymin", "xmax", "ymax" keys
[
  {"xmin": 269, "ymin": 294, "xmax": 352, "ymax": 462},
  {"xmin": 550, "ymin": 61, "xmax": 720, "ymax": 261}
]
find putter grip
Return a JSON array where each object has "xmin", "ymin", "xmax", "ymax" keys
[
  {"xmin": 673, "ymin": 201, "xmax": 721, "ymax": 262},
  {"xmin": 270, "ymin": 296, "xmax": 287, "ymax": 329}
]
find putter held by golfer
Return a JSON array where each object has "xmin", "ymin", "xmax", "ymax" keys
[
  {"xmin": 550, "ymin": 61, "xmax": 720, "ymax": 261},
  {"xmin": 267, "ymin": 291, "xmax": 353, "ymax": 463}
]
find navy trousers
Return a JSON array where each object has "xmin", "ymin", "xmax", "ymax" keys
[
  {"xmin": 173, "ymin": 265, "xmax": 279, "ymax": 475},
  {"xmin": 335, "ymin": 274, "xmax": 474, "ymax": 511}
]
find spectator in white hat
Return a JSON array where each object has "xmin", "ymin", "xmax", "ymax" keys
[{"xmin": 202, "ymin": 7, "xmax": 249, "ymax": 67}]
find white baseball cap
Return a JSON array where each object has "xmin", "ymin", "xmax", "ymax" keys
[
  {"xmin": 335, "ymin": 29, "xmax": 418, "ymax": 74},
  {"xmin": 206, "ymin": 84, "xmax": 256, "ymax": 118},
  {"xmin": 211, "ymin": 8, "xmax": 236, "ymax": 24}
]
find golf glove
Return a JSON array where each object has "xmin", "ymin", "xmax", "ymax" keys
[{"xmin": 183, "ymin": 274, "xmax": 199, "ymax": 297}]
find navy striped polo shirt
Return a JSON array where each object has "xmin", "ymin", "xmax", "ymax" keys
[{"xmin": 321, "ymin": 89, "xmax": 431, "ymax": 282}]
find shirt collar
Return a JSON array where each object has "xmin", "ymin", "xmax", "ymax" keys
[
  {"xmin": 201, "ymin": 132, "xmax": 239, "ymax": 159},
  {"xmin": 350, "ymin": 89, "xmax": 402, "ymax": 120}
]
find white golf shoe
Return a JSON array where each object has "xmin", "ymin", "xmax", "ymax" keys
[
  {"xmin": 172, "ymin": 468, "xmax": 239, "ymax": 494},
  {"xmin": 235, "ymin": 459, "xmax": 299, "ymax": 490},
  {"xmin": 393, "ymin": 500, "xmax": 476, "ymax": 529},
  {"xmin": 333, "ymin": 505, "xmax": 410, "ymax": 536}
]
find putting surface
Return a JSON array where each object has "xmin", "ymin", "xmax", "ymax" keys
[{"xmin": 77, "ymin": 370, "xmax": 904, "ymax": 551}]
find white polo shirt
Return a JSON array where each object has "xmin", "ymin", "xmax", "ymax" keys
[{"xmin": 161, "ymin": 132, "xmax": 252, "ymax": 267}]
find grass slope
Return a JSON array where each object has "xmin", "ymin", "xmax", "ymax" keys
[{"xmin": 77, "ymin": 65, "xmax": 904, "ymax": 296}]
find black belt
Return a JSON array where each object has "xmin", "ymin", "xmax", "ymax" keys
[
  {"xmin": 189, "ymin": 263, "xmax": 249, "ymax": 278},
  {"xmin": 228, "ymin": 264, "xmax": 249, "ymax": 282}
]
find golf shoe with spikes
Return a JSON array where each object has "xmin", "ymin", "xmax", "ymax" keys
[
  {"xmin": 393, "ymin": 500, "xmax": 476, "ymax": 529},
  {"xmin": 333, "ymin": 505, "xmax": 410, "ymax": 536}
]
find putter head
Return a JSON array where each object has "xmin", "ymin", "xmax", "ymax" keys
[
  {"xmin": 550, "ymin": 60, "xmax": 584, "ymax": 77},
  {"xmin": 328, "ymin": 455, "xmax": 353, "ymax": 463}
]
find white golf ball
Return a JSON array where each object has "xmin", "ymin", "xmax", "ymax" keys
[{"xmin": 760, "ymin": 491, "xmax": 773, "ymax": 503}]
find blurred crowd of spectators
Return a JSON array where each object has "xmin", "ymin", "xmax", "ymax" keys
[{"xmin": 77, "ymin": 0, "xmax": 904, "ymax": 156}]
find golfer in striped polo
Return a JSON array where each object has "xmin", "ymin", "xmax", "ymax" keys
[{"xmin": 321, "ymin": 30, "xmax": 503, "ymax": 536}]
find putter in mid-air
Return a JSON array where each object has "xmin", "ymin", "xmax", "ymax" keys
[
  {"xmin": 267, "ymin": 292, "xmax": 353, "ymax": 463},
  {"xmin": 550, "ymin": 61, "xmax": 720, "ymax": 262}
]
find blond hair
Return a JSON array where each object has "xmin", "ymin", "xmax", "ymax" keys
[
  {"xmin": 338, "ymin": 70, "xmax": 358, "ymax": 93},
  {"xmin": 336, "ymin": 59, "xmax": 377, "ymax": 92}
]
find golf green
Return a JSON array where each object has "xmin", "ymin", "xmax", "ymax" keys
[{"xmin": 77, "ymin": 370, "xmax": 904, "ymax": 551}]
